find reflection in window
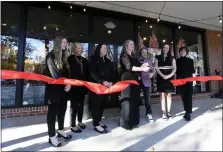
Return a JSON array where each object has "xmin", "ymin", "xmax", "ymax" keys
[
  {"xmin": 1, "ymin": 2, "xmax": 20, "ymax": 107},
  {"xmin": 176, "ymin": 30, "xmax": 206, "ymax": 93},
  {"xmin": 23, "ymin": 38, "xmax": 47, "ymax": 105}
]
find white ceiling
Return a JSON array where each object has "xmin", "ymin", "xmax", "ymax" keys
[{"xmin": 69, "ymin": 1, "xmax": 222, "ymax": 31}]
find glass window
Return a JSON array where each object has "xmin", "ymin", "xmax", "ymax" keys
[
  {"xmin": 138, "ymin": 23, "xmax": 173, "ymax": 95},
  {"xmin": 1, "ymin": 3, "xmax": 20, "ymax": 107},
  {"xmin": 176, "ymin": 30, "xmax": 206, "ymax": 93},
  {"xmin": 93, "ymin": 16, "xmax": 134, "ymax": 44},
  {"xmin": 23, "ymin": 6, "xmax": 89, "ymax": 105}
]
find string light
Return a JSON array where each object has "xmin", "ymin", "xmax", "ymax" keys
[
  {"xmin": 70, "ymin": 5, "xmax": 72, "ymax": 9},
  {"xmin": 107, "ymin": 30, "xmax": 112, "ymax": 34},
  {"xmin": 150, "ymin": 25, "xmax": 152, "ymax": 28},
  {"xmin": 157, "ymin": 17, "xmax": 160, "ymax": 22},
  {"xmin": 48, "ymin": 5, "xmax": 51, "ymax": 9},
  {"xmin": 178, "ymin": 25, "xmax": 181, "ymax": 29},
  {"xmin": 83, "ymin": 8, "xmax": 86, "ymax": 12},
  {"xmin": 145, "ymin": 20, "xmax": 148, "ymax": 23},
  {"xmin": 138, "ymin": 26, "xmax": 140, "ymax": 28},
  {"xmin": 218, "ymin": 34, "xmax": 220, "ymax": 36},
  {"xmin": 162, "ymin": 39, "xmax": 166, "ymax": 43},
  {"xmin": 56, "ymin": 27, "xmax": 59, "ymax": 31},
  {"xmin": 43, "ymin": 26, "xmax": 47, "ymax": 30},
  {"xmin": 143, "ymin": 37, "xmax": 147, "ymax": 41},
  {"xmin": 219, "ymin": 16, "xmax": 222, "ymax": 23},
  {"xmin": 2, "ymin": 23, "xmax": 7, "ymax": 26}
]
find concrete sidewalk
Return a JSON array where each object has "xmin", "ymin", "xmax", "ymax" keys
[{"xmin": 1, "ymin": 98, "xmax": 222, "ymax": 151}]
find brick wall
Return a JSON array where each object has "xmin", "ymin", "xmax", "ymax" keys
[
  {"xmin": 206, "ymin": 30, "xmax": 223, "ymax": 92},
  {"xmin": 1, "ymin": 93, "xmax": 211, "ymax": 119}
]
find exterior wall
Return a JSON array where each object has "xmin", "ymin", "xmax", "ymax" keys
[
  {"xmin": 206, "ymin": 30, "xmax": 223, "ymax": 92},
  {"xmin": 1, "ymin": 93, "xmax": 211, "ymax": 119}
]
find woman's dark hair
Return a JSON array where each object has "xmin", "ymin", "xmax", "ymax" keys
[
  {"xmin": 94, "ymin": 43, "xmax": 106, "ymax": 57},
  {"xmin": 161, "ymin": 43, "xmax": 172, "ymax": 64},
  {"xmin": 179, "ymin": 46, "xmax": 189, "ymax": 54}
]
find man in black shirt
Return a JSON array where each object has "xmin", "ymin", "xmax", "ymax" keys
[{"xmin": 176, "ymin": 46, "xmax": 196, "ymax": 121}]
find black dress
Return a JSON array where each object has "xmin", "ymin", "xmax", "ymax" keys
[
  {"xmin": 119, "ymin": 52, "xmax": 141, "ymax": 130},
  {"xmin": 156, "ymin": 54, "xmax": 175, "ymax": 93}
]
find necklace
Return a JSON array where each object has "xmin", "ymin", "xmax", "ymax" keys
[{"xmin": 74, "ymin": 55, "xmax": 83, "ymax": 74}]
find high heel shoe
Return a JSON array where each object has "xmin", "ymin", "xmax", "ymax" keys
[
  {"xmin": 49, "ymin": 138, "xmax": 62, "ymax": 147},
  {"xmin": 57, "ymin": 132, "xmax": 72, "ymax": 140}
]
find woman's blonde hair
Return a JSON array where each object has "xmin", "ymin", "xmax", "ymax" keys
[
  {"xmin": 122, "ymin": 39, "xmax": 135, "ymax": 55},
  {"xmin": 70, "ymin": 42, "xmax": 82, "ymax": 54}
]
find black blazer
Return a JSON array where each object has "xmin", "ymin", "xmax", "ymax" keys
[
  {"xmin": 44, "ymin": 51, "xmax": 69, "ymax": 104},
  {"xmin": 88, "ymin": 55, "xmax": 114, "ymax": 84}
]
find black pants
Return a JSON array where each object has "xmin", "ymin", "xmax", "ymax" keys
[
  {"xmin": 179, "ymin": 82, "xmax": 193, "ymax": 114},
  {"xmin": 47, "ymin": 100, "xmax": 67, "ymax": 137},
  {"xmin": 70, "ymin": 90, "xmax": 86, "ymax": 127},
  {"xmin": 141, "ymin": 85, "xmax": 152, "ymax": 115},
  {"xmin": 89, "ymin": 92, "xmax": 108, "ymax": 126}
]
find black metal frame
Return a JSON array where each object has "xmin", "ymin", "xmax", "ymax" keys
[{"xmin": 2, "ymin": 1, "xmax": 210, "ymax": 108}]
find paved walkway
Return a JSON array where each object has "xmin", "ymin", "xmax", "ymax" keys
[{"xmin": 1, "ymin": 98, "xmax": 222, "ymax": 151}]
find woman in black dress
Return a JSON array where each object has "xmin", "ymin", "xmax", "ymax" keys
[
  {"xmin": 119, "ymin": 40, "xmax": 150, "ymax": 130},
  {"xmin": 67, "ymin": 43, "xmax": 89, "ymax": 133},
  {"xmin": 155, "ymin": 44, "xmax": 176, "ymax": 120},
  {"xmin": 88, "ymin": 44, "xmax": 115, "ymax": 134},
  {"xmin": 45, "ymin": 36, "xmax": 72, "ymax": 147},
  {"xmin": 176, "ymin": 46, "xmax": 196, "ymax": 121}
]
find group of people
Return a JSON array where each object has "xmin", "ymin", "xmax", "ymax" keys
[{"xmin": 44, "ymin": 36, "xmax": 196, "ymax": 147}]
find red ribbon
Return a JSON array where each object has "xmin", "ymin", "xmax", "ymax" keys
[
  {"xmin": 1, "ymin": 70, "xmax": 138, "ymax": 94},
  {"xmin": 171, "ymin": 76, "xmax": 223, "ymax": 86}
]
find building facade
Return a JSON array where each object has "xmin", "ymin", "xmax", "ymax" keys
[{"xmin": 1, "ymin": 2, "xmax": 222, "ymax": 117}]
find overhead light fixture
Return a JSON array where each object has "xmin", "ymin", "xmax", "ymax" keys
[
  {"xmin": 178, "ymin": 25, "xmax": 181, "ymax": 29},
  {"xmin": 150, "ymin": 25, "xmax": 152, "ymax": 28},
  {"xmin": 107, "ymin": 30, "xmax": 112, "ymax": 34},
  {"xmin": 145, "ymin": 20, "xmax": 148, "ymax": 23},
  {"xmin": 70, "ymin": 5, "xmax": 72, "ymax": 9},
  {"xmin": 157, "ymin": 17, "xmax": 160, "ymax": 22},
  {"xmin": 162, "ymin": 39, "xmax": 166, "ymax": 43},
  {"xmin": 48, "ymin": 5, "xmax": 51, "ymax": 9},
  {"xmin": 2, "ymin": 23, "xmax": 7, "ymax": 26},
  {"xmin": 219, "ymin": 16, "xmax": 222, "ymax": 23},
  {"xmin": 143, "ymin": 37, "xmax": 147, "ymax": 41},
  {"xmin": 43, "ymin": 26, "xmax": 46, "ymax": 30}
]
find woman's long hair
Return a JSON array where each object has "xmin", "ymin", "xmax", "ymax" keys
[
  {"xmin": 121, "ymin": 39, "xmax": 135, "ymax": 56},
  {"xmin": 94, "ymin": 43, "xmax": 105, "ymax": 57},
  {"xmin": 161, "ymin": 43, "xmax": 172, "ymax": 64},
  {"xmin": 52, "ymin": 36, "xmax": 69, "ymax": 69}
]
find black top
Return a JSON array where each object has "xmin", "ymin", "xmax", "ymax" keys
[
  {"xmin": 67, "ymin": 55, "xmax": 89, "ymax": 81},
  {"xmin": 88, "ymin": 55, "xmax": 114, "ymax": 84},
  {"xmin": 176, "ymin": 56, "xmax": 195, "ymax": 78},
  {"xmin": 120, "ymin": 51, "xmax": 140, "ymax": 77},
  {"xmin": 44, "ymin": 51, "xmax": 70, "ymax": 103},
  {"xmin": 155, "ymin": 54, "xmax": 174, "ymax": 76}
]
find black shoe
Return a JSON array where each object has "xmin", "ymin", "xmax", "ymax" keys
[
  {"xmin": 94, "ymin": 127, "xmax": 108, "ymax": 134},
  {"xmin": 57, "ymin": 132, "xmax": 72, "ymax": 140},
  {"xmin": 101, "ymin": 125, "xmax": 107, "ymax": 129},
  {"xmin": 78, "ymin": 123, "xmax": 86, "ymax": 129},
  {"xmin": 71, "ymin": 127, "xmax": 82, "ymax": 133},
  {"xmin": 49, "ymin": 138, "xmax": 62, "ymax": 147},
  {"xmin": 184, "ymin": 113, "xmax": 191, "ymax": 121}
]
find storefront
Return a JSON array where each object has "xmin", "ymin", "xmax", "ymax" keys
[{"xmin": 1, "ymin": 2, "xmax": 211, "ymax": 109}]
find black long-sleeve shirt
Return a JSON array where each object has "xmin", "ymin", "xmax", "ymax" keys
[
  {"xmin": 176, "ymin": 56, "xmax": 195, "ymax": 78},
  {"xmin": 88, "ymin": 55, "xmax": 114, "ymax": 84},
  {"xmin": 67, "ymin": 55, "xmax": 89, "ymax": 81}
]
